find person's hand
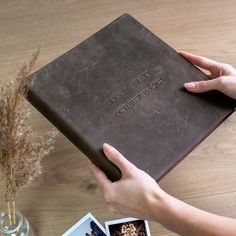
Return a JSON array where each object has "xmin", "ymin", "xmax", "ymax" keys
[
  {"xmin": 89, "ymin": 145, "xmax": 236, "ymax": 236},
  {"xmin": 89, "ymin": 143, "xmax": 167, "ymax": 220},
  {"xmin": 180, "ymin": 51, "xmax": 236, "ymax": 99}
]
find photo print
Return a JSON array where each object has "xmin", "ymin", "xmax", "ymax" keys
[
  {"xmin": 62, "ymin": 212, "xmax": 106, "ymax": 236},
  {"xmin": 105, "ymin": 217, "xmax": 151, "ymax": 236}
]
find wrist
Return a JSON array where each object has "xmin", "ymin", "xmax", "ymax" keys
[
  {"xmin": 145, "ymin": 185, "xmax": 171, "ymax": 221},
  {"xmin": 150, "ymin": 190, "xmax": 200, "ymax": 235},
  {"xmin": 147, "ymin": 187, "xmax": 183, "ymax": 224}
]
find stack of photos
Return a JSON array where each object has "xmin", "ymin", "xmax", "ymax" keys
[{"xmin": 62, "ymin": 213, "xmax": 151, "ymax": 236}]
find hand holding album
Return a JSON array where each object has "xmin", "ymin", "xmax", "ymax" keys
[
  {"xmin": 180, "ymin": 51, "xmax": 236, "ymax": 99},
  {"xmin": 90, "ymin": 143, "xmax": 165, "ymax": 220}
]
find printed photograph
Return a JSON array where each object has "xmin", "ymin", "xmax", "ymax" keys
[
  {"xmin": 105, "ymin": 217, "xmax": 151, "ymax": 236},
  {"xmin": 62, "ymin": 212, "xmax": 106, "ymax": 236}
]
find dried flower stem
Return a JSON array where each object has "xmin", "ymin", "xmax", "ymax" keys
[
  {"xmin": 13, "ymin": 199, "xmax": 16, "ymax": 225},
  {"xmin": 6, "ymin": 199, "xmax": 16, "ymax": 226},
  {"xmin": 7, "ymin": 201, "xmax": 12, "ymax": 226}
]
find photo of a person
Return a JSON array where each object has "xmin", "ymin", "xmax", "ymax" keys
[
  {"xmin": 86, "ymin": 220, "xmax": 106, "ymax": 236},
  {"xmin": 63, "ymin": 213, "xmax": 106, "ymax": 236}
]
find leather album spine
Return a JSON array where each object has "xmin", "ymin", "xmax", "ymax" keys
[{"xmin": 25, "ymin": 82, "xmax": 122, "ymax": 182}]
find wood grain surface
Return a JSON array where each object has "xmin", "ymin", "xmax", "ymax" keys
[{"xmin": 0, "ymin": 1, "xmax": 236, "ymax": 235}]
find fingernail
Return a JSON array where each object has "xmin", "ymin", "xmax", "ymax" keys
[
  {"xmin": 184, "ymin": 82, "xmax": 196, "ymax": 89},
  {"xmin": 103, "ymin": 143, "xmax": 113, "ymax": 153}
]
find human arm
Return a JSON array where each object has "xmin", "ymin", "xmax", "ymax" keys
[{"xmin": 90, "ymin": 143, "xmax": 236, "ymax": 236}]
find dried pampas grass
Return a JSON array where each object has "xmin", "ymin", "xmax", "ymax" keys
[{"xmin": 0, "ymin": 48, "xmax": 58, "ymax": 225}]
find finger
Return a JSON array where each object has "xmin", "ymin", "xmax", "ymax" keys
[
  {"xmin": 184, "ymin": 77, "xmax": 224, "ymax": 93},
  {"xmin": 103, "ymin": 143, "xmax": 135, "ymax": 174},
  {"xmin": 89, "ymin": 162, "xmax": 111, "ymax": 190},
  {"xmin": 179, "ymin": 51, "xmax": 222, "ymax": 76}
]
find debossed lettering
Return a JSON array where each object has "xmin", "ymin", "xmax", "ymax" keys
[
  {"xmin": 130, "ymin": 71, "xmax": 151, "ymax": 87},
  {"xmin": 114, "ymin": 78, "xmax": 163, "ymax": 118},
  {"xmin": 104, "ymin": 70, "xmax": 152, "ymax": 109},
  {"xmin": 114, "ymin": 93, "xmax": 143, "ymax": 117}
]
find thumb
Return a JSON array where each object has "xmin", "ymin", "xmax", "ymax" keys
[
  {"xmin": 184, "ymin": 77, "xmax": 225, "ymax": 93},
  {"xmin": 103, "ymin": 143, "xmax": 135, "ymax": 175}
]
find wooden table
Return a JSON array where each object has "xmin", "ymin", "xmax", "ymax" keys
[{"xmin": 1, "ymin": 1, "xmax": 236, "ymax": 235}]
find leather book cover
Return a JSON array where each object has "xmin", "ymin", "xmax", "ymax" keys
[{"xmin": 25, "ymin": 13, "xmax": 235, "ymax": 182}]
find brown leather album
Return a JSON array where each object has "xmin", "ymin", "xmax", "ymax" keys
[{"xmin": 25, "ymin": 14, "xmax": 235, "ymax": 181}]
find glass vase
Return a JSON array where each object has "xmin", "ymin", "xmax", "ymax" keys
[{"xmin": 0, "ymin": 210, "xmax": 36, "ymax": 236}]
